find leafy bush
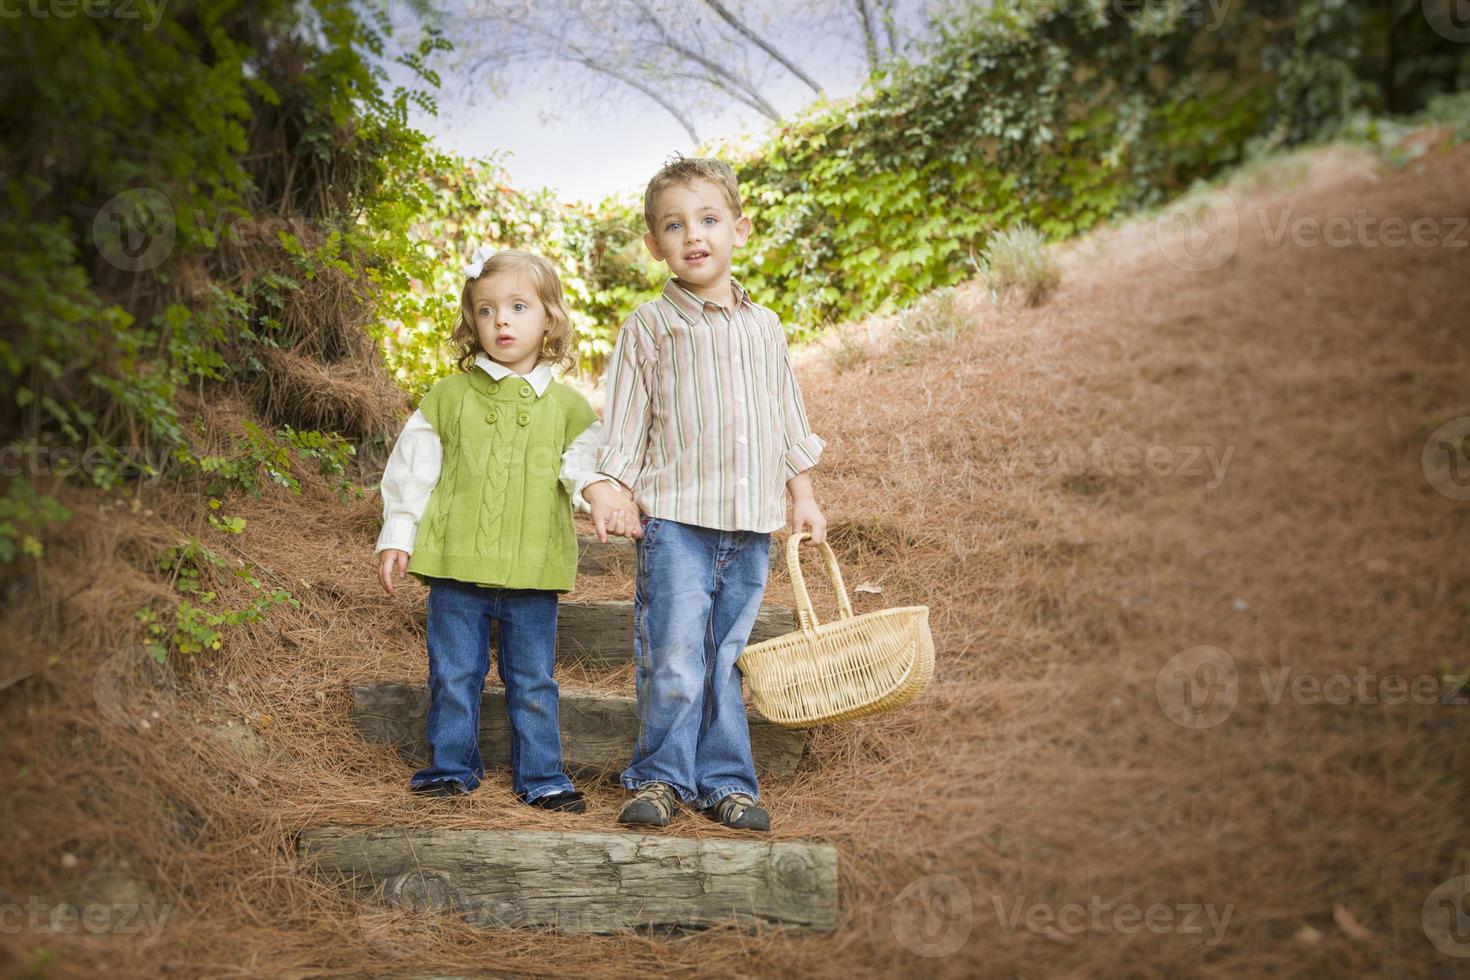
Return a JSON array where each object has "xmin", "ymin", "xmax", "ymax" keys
[{"xmin": 727, "ymin": 0, "xmax": 1468, "ymax": 333}]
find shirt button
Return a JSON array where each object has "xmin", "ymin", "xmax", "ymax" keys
[
  {"xmin": 738, "ymin": 436, "xmax": 748, "ymax": 444},
  {"xmin": 739, "ymin": 478, "xmax": 749, "ymax": 487}
]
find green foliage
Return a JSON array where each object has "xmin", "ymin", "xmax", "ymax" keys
[
  {"xmin": 374, "ymin": 156, "xmax": 660, "ymax": 399},
  {"xmin": 726, "ymin": 0, "xmax": 1467, "ymax": 333},
  {"xmin": 0, "ymin": 0, "xmax": 441, "ymax": 558},
  {"xmin": 136, "ymin": 537, "xmax": 299, "ymax": 661},
  {"xmin": 0, "ymin": 479, "xmax": 73, "ymax": 562}
]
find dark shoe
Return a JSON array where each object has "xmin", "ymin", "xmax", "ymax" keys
[
  {"xmin": 702, "ymin": 792, "xmax": 770, "ymax": 832},
  {"xmin": 411, "ymin": 780, "xmax": 470, "ymax": 798},
  {"xmin": 617, "ymin": 781, "xmax": 679, "ymax": 827},
  {"xmin": 525, "ymin": 790, "xmax": 586, "ymax": 814}
]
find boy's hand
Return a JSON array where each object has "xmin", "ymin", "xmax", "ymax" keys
[
  {"xmin": 586, "ymin": 480, "xmax": 643, "ymax": 542},
  {"xmin": 788, "ymin": 470, "xmax": 826, "ymax": 544},
  {"xmin": 378, "ymin": 548, "xmax": 409, "ymax": 595}
]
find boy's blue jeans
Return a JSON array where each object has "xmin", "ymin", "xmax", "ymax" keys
[
  {"xmin": 411, "ymin": 577, "xmax": 575, "ymax": 802},
  {"xmin": 621, "ymin": 516, "xmax": 772, "ymax": 809}
]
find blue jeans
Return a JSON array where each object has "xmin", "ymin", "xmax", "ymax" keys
[
  {"xmin": 412, "ymin": 577, "xmax": 574, "ymax": 802},
  {"xmin": 621, "ymin": 516, "xmax": 773, "ymax": 810}
]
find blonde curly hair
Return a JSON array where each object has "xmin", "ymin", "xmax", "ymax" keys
[{"xmin": 451, "ymin": 249, "xmax": 575, "ymax": 373}]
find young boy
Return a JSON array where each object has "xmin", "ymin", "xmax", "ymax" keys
[{"xmin": 581, "ymin": 156, "xmax": 827, "ymax": 833}]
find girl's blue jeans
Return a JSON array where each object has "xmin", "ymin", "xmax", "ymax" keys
[
  {"xmin": 620, "ymin": 516, "xmax": 772, "ymax": 810},
  {"xmin": 411, "ymin": 577, "xmax": 575, "ymax": 802}
]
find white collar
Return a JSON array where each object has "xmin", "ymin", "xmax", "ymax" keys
[{"xmin": 474, "ymin": 354, "xmax": 555, "ymax": 397}]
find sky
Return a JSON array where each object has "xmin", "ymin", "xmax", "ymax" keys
[{"xmin": 380, "ymin": 2, "xmax": 928, "ymax": 203}]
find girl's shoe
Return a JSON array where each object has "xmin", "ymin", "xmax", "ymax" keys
[
  {"xmin": 617, "ymin": 781, "xmax": 679, "ymax": 826},
  {"xmin": 525, "ymin": 789, "xmax": 586, "ymax": 814},
  {"xmin": 701, "ymin": 792, "xmax": 770, "ymax": 832},
  {"xmin": 411, "ymin": 780, "xmax": 471, "ymax": 798}
]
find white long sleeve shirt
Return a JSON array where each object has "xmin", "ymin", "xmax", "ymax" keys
[{"xmin": 374, "ymin": 356, "xmax": 605, "ymax": 555}]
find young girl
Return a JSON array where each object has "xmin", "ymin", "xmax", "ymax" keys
[{"xmin": 375, "ymin": 247, "xmax": 639, "ymax": 811}]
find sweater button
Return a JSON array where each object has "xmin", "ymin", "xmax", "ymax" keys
[
  {"xmin": 519, "ymin": 387, "xmax": 532, "ymax": 399},
  {"xmin": 486, "ymin": 410, "xmax": 498, "ymax": 423},
  {"xmin": 517, "ymin": 411, "xmax": 530, "ymax": 427}
]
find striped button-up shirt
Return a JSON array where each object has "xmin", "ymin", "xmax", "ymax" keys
[{"xmin": 594, "ymin": 277, "xmax": 825, "ymax": 533}]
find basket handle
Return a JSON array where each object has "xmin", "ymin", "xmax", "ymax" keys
[{"xmin": 786, "ymin": 532, "xmax": 855, "ymax": 633}]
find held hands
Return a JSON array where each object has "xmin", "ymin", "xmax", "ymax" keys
[
  {"xmin": 585, "ymin": 480, "xmax": 643, "ymax": 542},
  {"xmin": 378, "ymin": 548, "xmax": 409, "ymax": 595}
]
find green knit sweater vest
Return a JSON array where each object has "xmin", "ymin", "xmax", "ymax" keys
[{"xmin": 407, "ymin": 369, "xmax": 597, "ymax": 592}]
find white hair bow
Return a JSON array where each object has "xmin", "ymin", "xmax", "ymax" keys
[{"xmin": 462, "ymin": 244, "xmax": 495, "ymax": 280}]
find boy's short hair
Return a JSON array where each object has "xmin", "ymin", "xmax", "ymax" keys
[{"xmin": 643, "ymin": 155, "xmax": 743, "ymax": 234}]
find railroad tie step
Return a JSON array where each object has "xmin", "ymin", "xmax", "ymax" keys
[
  {"xmin": 350, "ymin": 681, "xmax": 809, "ymax": 776},
  {"xmin": 298, "ymin": 826, "xmax": 839, "ymax": 935},
  {"xmin": 409, "ymin": 601, "xmax": 798, "ymax": 668}
]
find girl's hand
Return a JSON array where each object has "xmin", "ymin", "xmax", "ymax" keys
[
  {"xmin": 586, "ymin": 480, "xmax": 644, "ymax": 542},
  {"xmin": 379, "ymin": 549, "xmax": 410, "ymax": 595}
]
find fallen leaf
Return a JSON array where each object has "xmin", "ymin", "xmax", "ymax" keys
[
  {"xmin": 1295, "ymin": 924, "xmax": 1323, "ymax": 946},
  {"xmin": 853, "ymin": 581, "xmax": 883, "ymax": 595},
  {"xmin": 1333, "ymin": 903, "xmax": 1373, "ymax": 941}
]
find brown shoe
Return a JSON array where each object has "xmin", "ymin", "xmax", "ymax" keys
[
  {"xmin": 701, "ymin": 792, "xmax": 770, "ymax": 832},
  {"xmin": 617, "ymin": 781, "xmax": 679, "ymax": 827}
]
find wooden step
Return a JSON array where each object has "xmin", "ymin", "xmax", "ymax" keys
[
  {"xmin": 412, "ymin": 601, "xmax": 798, "ymax": 668},
  {"xmin": 298, "ymin": 826, "xmax": 839, "ymax": 935},
  {"xmin": 351, "ymin": 681, "xmax": 807, "ymax": 775},
  {"xmin": 574, "ymin": 534, "xmax": 781, "ymax": 575}
]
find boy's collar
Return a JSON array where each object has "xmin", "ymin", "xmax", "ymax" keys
[
  {"xmin": 473, "ymin": 353, "xmax": 554, "ymax": 397},
  {"xmin": 663, "ymin": 277, "xmax": 752, "ymax": 323}
]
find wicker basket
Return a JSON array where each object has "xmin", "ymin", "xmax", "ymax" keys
[{"xmin": 737, "ymin": 532, "xmax": 934, "ymax": 728}]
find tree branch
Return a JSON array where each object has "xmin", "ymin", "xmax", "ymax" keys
[{"xmin": 701, "ymin": 0, "xmax": 826, "ymax": 95}]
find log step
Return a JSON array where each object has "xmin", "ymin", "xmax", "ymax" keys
[
  {"xmin": 351, "ymin": 681, "xmax": 807, "ymax": 776},
  {"xmin": 412, "ymin": 601, "xmax": 798, "ymax": 669},
  {"xmin": 298, "ymin": 826, "xmax": 839, "ymax": 935}
]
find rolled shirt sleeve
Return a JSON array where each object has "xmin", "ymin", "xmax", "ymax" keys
[
  {"xmin": 375, "ymin": 409, "xmax": 442, "ymax": 555},
  {"xmin": 594, "ymin": 312, "xmax": 656, "ymax": 490}
]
